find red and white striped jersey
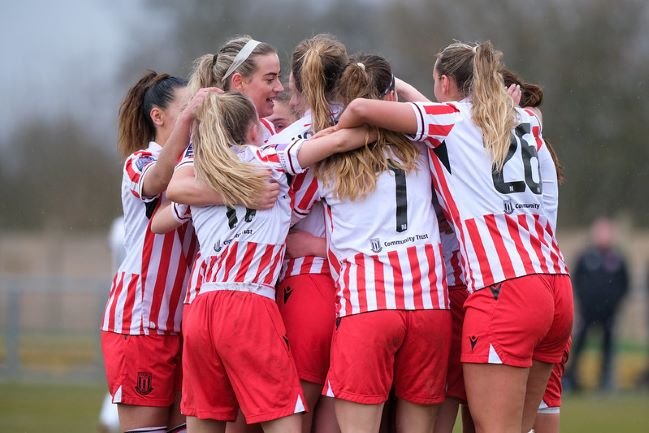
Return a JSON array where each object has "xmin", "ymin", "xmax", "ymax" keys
[
  {"xmin": 168, "ymin": 200, "xmax": 206, "ymax": 305},
  {"xmin": 299, "ymin": 142, "xmax": 449, "ymax": 317},
  {"xmin": 433, "ymin": 194, "xmax": 465, "ymax": 288},
  {"xmin": 408, "ymin": 101, "xmax": 568, "ymax": 294},
  {"xmin": 260, "ymin": 117, "xmax": 276, "ymax": 141},
  {"xmin": 190, "ymin": 143, "xmax": 304, "ymax": 300},
  {"xmin": 102, "ymin": 142, "xmax": 197, "ymax": 335},
  {"xmin": 268, "ymin": 112, "xmax": 331, "ymax": 280}
]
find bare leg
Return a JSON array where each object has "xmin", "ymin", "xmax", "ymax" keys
[
  {"xmin": 301, "ymin": 381, "xmax": 324, "ymax": 433},
  {"xmin": 394, "ymin": 399, "xmax": 438, "ymax": 433},
  {"xmin": 460, "ymin": 404, "xmax": 476, "ymax": 433},
  {"xmin": 313, "ymin": 396, "xmax": 340, "ymax": 433},
  {"xmin": 433, "ymin": 397, "xmax": 460, "ymax": 433},
  {"xmin": 521, "ymin": 361, "xmax": 553, "ymax": 433},
  {"xmin": 186, "ymin": 416, "xmax": 226, "ymax": 433},
  {"xmin": 117, "ymin": 404, "xmax": 170, "ymax": 431},
  {"xmin": 335, "ymin": 399, "xmax": 384, "ymax": 433},
  {"xmin": 167, "ymin": 395, "xmax": 186, "ymax": 430},
  {"xmin": 534, "ymin": 412, "xmax": 560, "ymax": 433},
  {"xmin": 463, "ymin": 364, "xmax": 528, "ymax": 433},
  {"xmin": 226, "ymin": 411, "xmax": 262, "ymax": 433},
  {"xmin": 260, "ymin": 414, "xmax": 302, "ymax": 433}
]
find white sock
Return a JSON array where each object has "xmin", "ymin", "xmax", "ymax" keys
[{"xmin": 125, "ymin": 427, "xmax": 167, "ymax": 433}]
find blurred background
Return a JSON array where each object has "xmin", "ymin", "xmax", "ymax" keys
[{"xmin": 0, "ymin": 0, "xmax": 648, "ymax": 431}]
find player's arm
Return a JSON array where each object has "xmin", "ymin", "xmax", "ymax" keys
[
  {"xmin": 141, "ymin": 87, "xmax": 219, "ymax": 198},
  {"xmin": 288, "ymin": 125, "xmax": 378, "ymax": 169},
  {"xmin": 167, "ymin": 163, "xmax": 280, "ymax": 209},
  {"xmin": 395, "ymin": 77, "xmax": 431, "ymax": 103},
  {"xmin": 336, "ymin": 99, "xmax": 419, "ymax": 135},
  {"xmin": 285, "ymin": 230, "xmax": 327, "ymax": 258}
]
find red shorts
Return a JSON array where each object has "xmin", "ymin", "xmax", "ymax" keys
[
  {"xmin": 324, "ymin": 309, "xmax": 452, "ymax": 405},
  {"xmin": 462, "ymin": 274, "xmax": 573, "ymax": 368},
  {"xmin": 276, "ymin": 274, "xmax": 336, "ymax": 385},
  {"xmin": 181, "ymin": 290, "xmax": 306, "ymax": 424},
  {"xmin": 446, "ymin": 286, "xmax": 469, "ymax": 402},
  {"xmin": 101, "ymin": 331, "xmax": 181, "ymax": 407},
  {"xmin": 541, "ymin": 337, "xmax": 572, "ymax": 410}
]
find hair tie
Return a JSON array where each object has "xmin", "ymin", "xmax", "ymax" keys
[
  {"xmin": 472, "ymin": 45, "xmax": 478, "ymax": 54},
  {"xmin": 356, "ymin": 62, "xmax": 366, "ymax": 71},
  {"xmin": 223, "ymin": 39, "xmax": 261, "ymax": 80},
  {"xmin": 211, "ymin": 53, "xmax": 218, "ymax": 68},
  {"xmin": 381, "ymin": 74, "xmax": 396, "ymax": 97}
]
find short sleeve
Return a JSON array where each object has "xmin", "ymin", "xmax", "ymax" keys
[
  {"xmin": 124, "ymin": 151, "xmax": 158, "ymax": 202},
  {"xmin": 290, "ymin": 169, "xmax": 320, "ymax": 223},
  {"xmin": 171, "ymin": 202, "xmax": 192, "ymax": 223},
  {"xmin": 255, "ymin": 140, "xmax": 306, "ymax": 175},
  {"xmin": 407, "ymin": 102, "xmax": 461, "ymax": 148}
]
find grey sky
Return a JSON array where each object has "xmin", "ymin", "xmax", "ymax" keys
[{"xmin": 0, "ymin": 0, "xmax": 147, "ymax": 143}]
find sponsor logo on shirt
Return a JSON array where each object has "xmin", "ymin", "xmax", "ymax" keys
[{"xmin": 503, "ymin": 199, "xmax": 540, "ymax": 215}]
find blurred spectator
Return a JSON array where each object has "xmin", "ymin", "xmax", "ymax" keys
[{"xmin": 565, "ymin": 217, "xmax": 629, "ymax": 392}]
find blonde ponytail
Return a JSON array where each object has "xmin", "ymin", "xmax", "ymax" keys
[
  {"xmin": 315, "ymin": 55, "xmax": 419, "ymax": 200},
  {"xmin": 188, "ymin": 54, "xmax": 217, "ymax": 96},
  {"xmin": 470, "ymin": 41, "xmax": 516, "ymax": 171},
  {"xmin": 291, "ymin": 34, "xmax": 348, "ymax": 132},
  {"xmin": 192, "ymin": 92, "xmax": 268, "ymax": 208}
]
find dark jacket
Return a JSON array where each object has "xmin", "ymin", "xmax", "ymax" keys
[{"xmin": 573, "ymin": 246, "xmax": 629, "ymax": 319}]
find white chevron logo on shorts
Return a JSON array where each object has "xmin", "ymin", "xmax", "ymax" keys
[
  {"xmin": 113, "ymin": 385, "xmax": 123, "ymax": 403},
  {"xmin": 294, "ymin": 394, "xmax": 305, "ymax": 413},
  {"xmin": 488, "ymin": 344, "xmax": 503, "ymax": 364},
  {"xmin": 325, "ymin": 380, "xmax": 335, "ymax": 397}
]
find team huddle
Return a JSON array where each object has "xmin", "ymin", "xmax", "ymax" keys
[{"xmin": 100, "ymin": 33, "xmax": 573, "ymax": 433}]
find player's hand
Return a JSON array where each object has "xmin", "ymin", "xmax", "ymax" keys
[
  {"xmin": 249, "ymin": 174, "xmax": 280, "ymax": 210},
  {"xmin": 312, "ymin": 125, "xmax": 339, "ymax": 139},
  {"xmin": 507, "ymin": 83, "xmax": 522, "ymax": 106},
  {"xmin": 181, "ymin": 87, "xmax": 223, "ymax": 121}
]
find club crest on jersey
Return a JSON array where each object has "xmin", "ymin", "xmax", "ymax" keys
[
  {"xmin": 135, "ymin": 155, "xmax": 155, "ymax": 171},
  {"xmin": 503, "ymin": 199, "xmax": 514, "ymax": 215},
  {"xmin": 135, "ymin": 371, "xmax": 153, "ymax": 395},
  {"xmin": 370, "ymin": 238, "xmax": 382, "ymax": 253}
]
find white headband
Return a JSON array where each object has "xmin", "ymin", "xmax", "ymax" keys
[{"xmin": 222, "ymin": 39, "xmax": 261, "ymax": 81}]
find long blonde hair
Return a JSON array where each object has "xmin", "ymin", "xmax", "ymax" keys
[
  {"xmin": 188, "ymin": 35, "xmax": 276, "ymax": 95},
  {"xmin": 291, "ymin": 34, "xmax": 348, "ymax": 132},
  {"xmin": 315, "ymin": 55, "xmax": 419, "ymax": 201},
  {"xmin": 192, "ymin": 92, "xmax": 268, "ymax": 208},
  {"xmin": 435, "ymin": 41, "xmax": 516, "ymax": 171}
]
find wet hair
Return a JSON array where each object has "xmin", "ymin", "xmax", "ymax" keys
[
  {"xmin": 291, "ymin": 34, "xmax": 348, "ymax": 132},
  {"xmin": 315, "ymin": 54, "xmax": 419, "ymax": 200},
  {"xmin": 117, "ymin": 70, "xmax": 187, "ymax": 158},
  {"xmin": 435, "ymin": 41, "xmax": 516, "ymax": 171},
  {"xmin": 192, "ymin": 92, "xmax": 268, "ymax": 208},
  {"xmin": 502, "ymin": 68, "xmax": 565, "ymax": 184},
  {"xmin": 188, "ymin": 35, "xmax": 277, "ymax": 95}
]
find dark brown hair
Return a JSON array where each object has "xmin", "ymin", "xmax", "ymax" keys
[{"xmin": 117, "ymin": 70, "xmax": 187, "ymax": 158}]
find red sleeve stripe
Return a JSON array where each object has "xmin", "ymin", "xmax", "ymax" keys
[{"xmin": 424, "ymin": 103, "xmax": 460, "ymax": 116}]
